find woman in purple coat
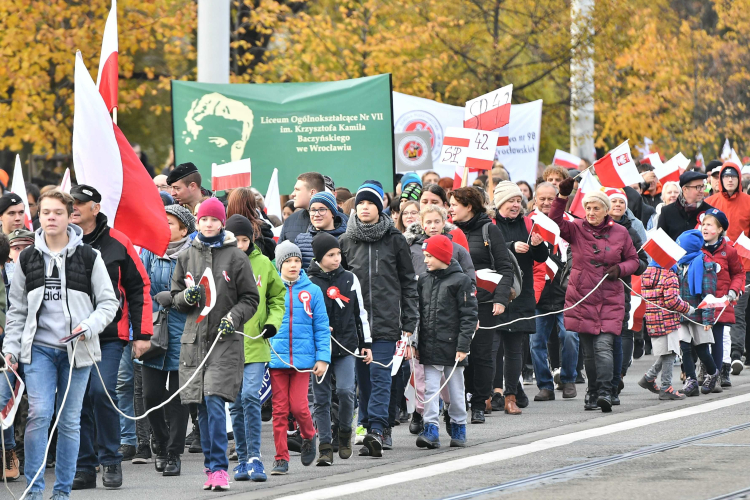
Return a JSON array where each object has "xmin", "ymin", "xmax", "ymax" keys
[{"xmin": 551, "ymin": 178, "xmax": 640, "ymax": 413}]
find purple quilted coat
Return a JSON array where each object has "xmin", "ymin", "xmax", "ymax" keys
[{"xmin": 550, "ymin": 197, "xmax": 640, "ymax": 336}]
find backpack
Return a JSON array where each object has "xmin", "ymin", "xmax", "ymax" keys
[{"xmin": 482, "ymin": 222, "xmax": 523, "ymax": 300}]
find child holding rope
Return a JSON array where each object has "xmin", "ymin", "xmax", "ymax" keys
[
  {"xmin": 269, "ymin": 241, "xmax": 330, "ymax": 475},
  {"xmin": 171, "ymin": 198, "xmax": 260, "ymax": 492},
  {"xmin": 414, "ymin": 235, "xmax": 477, "ymax": 449},
  {"xmin": 307, "ymin": 232, "xmax": 370, "ymax": 465}
]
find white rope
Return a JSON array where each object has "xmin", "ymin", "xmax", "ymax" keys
[
  {"xmin": 407, "ymin": 355, "xmax": 461, "ymax": 405},
  {"xmin": 237, "ymin": 331, "xmax": 328, "ymax": 384},
  {"xmin": 328, "ymin": 335, "xmax": 394, "ymax": 369},
  {"xmin": 1, "ymin": 368, "xmax": 15, "ymax": 499}
]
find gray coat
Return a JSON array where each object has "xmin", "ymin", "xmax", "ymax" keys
[
  {"xmin": 403, "ymin": 222, "xmax": 476, "ymax": 287},
  {"xmin": 171, "ymin": 230, "xmax": 259, "ymax": 404},
  {"xmin": 4, "ymin": 225, "xmax": 119, "ymax": 367}
]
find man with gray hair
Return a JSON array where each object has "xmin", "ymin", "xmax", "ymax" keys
[{"xmin": 528, "ymin": 182, "xmax": 579, "ymax": 401}]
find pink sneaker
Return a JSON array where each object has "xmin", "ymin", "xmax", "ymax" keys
[
  {"xmin": 203, "ymin": 471, "xmax": 214, "ymax": 490},
  {"xmin": 212, "ymin": 469, "xmax": 230, "ymax": 491}
]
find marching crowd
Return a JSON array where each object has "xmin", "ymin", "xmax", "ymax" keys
[{"xmin": 1, "ymin": 155, "xmax": 750, "ymax": 499}]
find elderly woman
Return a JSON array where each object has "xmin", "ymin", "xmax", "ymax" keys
[
  {"xmin": 491, "ymin": 182, "xmax": 548, "ymax": 413},
  {"xmin": 551, "ymin": 178, "xmax": 641, "ymax": 412},
  {"xmin": 647, "ymin": 181, "xmax": 681, "ymax": 230}
]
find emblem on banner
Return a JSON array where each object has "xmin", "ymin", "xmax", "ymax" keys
[{"xmin": 395, "ymin": 110, "xmax": 444, "ymax": 160}]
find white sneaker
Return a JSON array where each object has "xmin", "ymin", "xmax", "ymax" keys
[
  {"xmin": 354, "ymin": 425, "xmax": 365, "ymax": 445},
  {"xmin": 731, "ymin": 359, "xmax": 744, "ymax": 375}
]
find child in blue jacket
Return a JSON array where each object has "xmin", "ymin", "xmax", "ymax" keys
[{"xmin": 269, "ymin": 241, "xmax": 330, "ymax": 475}]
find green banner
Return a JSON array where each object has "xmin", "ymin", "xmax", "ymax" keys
[{"xmin": 171, "ymin": 74, "xmax": 395, "ymax": 194}]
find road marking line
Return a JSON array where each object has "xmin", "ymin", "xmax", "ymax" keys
[{"xmin": 274, "ymin": 393, "xmax": 750, "ymax": 500}]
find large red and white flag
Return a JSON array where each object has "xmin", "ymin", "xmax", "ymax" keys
[
  {"xmin": 552, "ymin": 150, "xmax": 581, "ymax": 170},
  {"xmin": 543, "ymin": 257, "xmax": 558, "ymax": 280},
  {"xmin": 529, "ymin": 211, "xmax": 560, "ymax": 246},
  {"xmin": 570, "ymin": 170, "xmax": 602, "ymax": 219},
  {"xmin": 733, "ymin": 232, "xmax": 750, "ymax": 260},
  {"xmin": 628, "ymin": 275, "xmax": 646, "ymax": 331},
  {"xmin": 654, "ymin": 153, "xmax": 690, "ymax": 183},
  {"xmin": 593, "ymin": 141, "xmax": 642, "ymax": 188},
  {"xmin": 11, "ymin": 155, "xmax": 33, "ymax": 230},
  {"xmin": 698, "ymin": 294, "xmax": 730, "ymax": 309},
  {"xmin": 96, "ymin": 0, "xmax": 118, "ymax": 112},
  {"xmin": 440, "ymin": 127, "xmax": 498, "ymax": 171},
  {"xmin": 640, "ymin": 153, "xmax": 662, "ymax": 167},
  {"xmin": 464, "ymin": 84, "xmax": 512, "ymax": 146},
  {"xmin": 211, "ymin": 159, "xmax": 251, "ymax": 191},
  {"xmin": 643, "ymin": 228, "xmax": 686, "ymax": 269},
  {"xmin": 476, "ymin": 269, "xmax": 503, "ymax": 294},
  {"xmin": 73, "ymin": 51, "xmax": 169, "ymax": 256}
]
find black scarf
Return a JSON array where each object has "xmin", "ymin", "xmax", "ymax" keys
[{"xmin": 345, "ymin": 213, "xmax": 394, "ymax": 243}]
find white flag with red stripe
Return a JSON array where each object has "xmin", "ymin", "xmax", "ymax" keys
[
  {"xmin": 543, "ymin": 258, "xmax": 558, "ymax": 280},
  {"xmin": 529, "ymin": 211, "xmax": 560, "ymax": 246},
  {"xmin": 265, "ymin": 168, "xmax": 282, "ymax": 221},
  {"xmin": 593, "ymin": 141, "xmax": 642, "ymax": 188},
  {"xmin": 653, "ymin": 153, "xmax": 689, "ymax": 183},
  {"xmin": 476, "ymin": 269, "xmax": 503, "ymax": 294},
  {"xmin": 733, "ymin": 232, "xmax": 750, "ymax": 260},
  {"xmin": 0, "ymin": 366, "xmax": 24, "ymax": 431},
  {"xmin": 570, "ymin": 170, "xmax": 602, "ymax": 219},
  {"xmin": 628, "ymin": 276, "xmax": 646, "ymax": 331},
  {"xmin": 440, "ymin": 127, "xmax": 498, "ymax": 171},
  {"xmin": 642, "ymin": 228, "xmax": 686, "ymax": 269},
  {"xmin": 73, "ymin": 51, "xmax": 170, "ymax": 256},
  {"xmin": 698, "ymin": 294, "xmax": 730, "ymax": 309},
  {"xmin": 96, "ymin": 0, "xmax": 118, "ymax": 112},
  {"xmin": 211, "ymin": 159, "xmax": 251, "ymax": 191},
  {"xmin": 464, "ymin": 84, "xmax": 512, "ymax": 146},
  {"xmin": 11, "ymin": 155, "xmax": 32, "ymax": 230},
  {"xmin": 452, "ymin": 165, "xmax": 480, "ymax": 190},
  {"xmin": 640, "ymin": 152, "xmax": 662, "ymax": 167},
  {"xmin": 552, "ymin": 150, "xmax": 581, "ymax": 170}
]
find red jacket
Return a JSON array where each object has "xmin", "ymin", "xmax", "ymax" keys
[
  {"xmin": 641, "ymin": 266, "xmax": 691, "ymax": 337},
  {"xmin": 705, "ymin": 162, "xmax": 750, "ymax": 271},
  {"xmin": 702, "ymin": 238, "xmax": 744, "ymax": 324}
]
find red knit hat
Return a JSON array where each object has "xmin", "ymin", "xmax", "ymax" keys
[
  {"xmin": 196, "ymin": 197, "xmax": 226, "ymax": 226},
  {"xmin": 423, "ymin": 235, "xmax": 453, "ymax": 266}
]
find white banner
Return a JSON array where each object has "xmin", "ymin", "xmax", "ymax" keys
[{"xmin": 494, "ymin": 100, "xmax": 543, "ymax": 186}]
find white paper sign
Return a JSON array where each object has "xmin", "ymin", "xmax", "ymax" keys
[
  {"xmin": 494, "ymin": 100, "xmax": 543, "ymax": 186},
  {"xmin": 439, "ymin": 127, "xmax": 499, "ymax": 170}
]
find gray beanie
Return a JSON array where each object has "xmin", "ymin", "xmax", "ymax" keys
[
  {"xmin": 165, "ymin": 204, "xmax": 196, "ymax": 234},
  {"xmin": 275, "ymin": 240, "xmax": 303, "ymax": 272},
  {"xmin": 493, "ymin": 181, "xmax": 524, "ymax": 208}
]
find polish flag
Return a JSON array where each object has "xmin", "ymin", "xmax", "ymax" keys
[
  {"xmin": 543, "ymin": 258, "xmax": 558, "ymax": 280},
  {"xmin": 640, "ymin": 153, "xmax": 662, "ymax": 167},
  {"xmin": 196, "ymin": 268, "xmax": 217, "ymax": 323},
  {"xmin": 96, "ymin": 0, "xmax": 118, "ymax": 112},
  {"xmin": 265, "ymin": 168, "xmax": 283, "ymax": 221},
  {"xmin": 642, "ymin": 228, "xmax": 687, "ymax": 269},
  {"xmin": 211, "ymin": 158, "xmax": 251, "ymax": 191},
  {"xmin": 592, "ymin": 141, "xmax": 642, "ymax": 188},
  {"xmin": 530, "ymin": 211, "xmax": 560, "ymax": 246},
  {"xmin": 654, "ymin": 153, "xmax": 690, "ymax": 183},
  {"xmin": 441, "ymin": 127, "xmax": 498, "ymax": 171},
  {"xmin": 464, "ymin": 84, "xmax": 513, "ymax": 146},
  {"xmin": 0, "ymin": 366, "xmax": 24, "ymax": 431},
  {"xmin": 552, "ymin": 150, "xmax": 581, "ymax": 170},
  {"xmin": 73, "ymin": 51, "xmax": 170, "ymax": 256},
  {"xmin": 11, "ymin": 155, "xmax": 33, "ymax": 230},
  {"xmin": 452, "ymin": 165, "xmax": 479, "ymax": 189},
  {"xmin": 476, "ymin": 269, "xmax": 503, "ymax": 294},
  {"xmin": 60, "ymin": 168, "xmax": 72, "ymax": 194},
  {"xmin": 628, "ymin": 276, "xmax": 646, "ymax": 331},
  {"xmin": 404, "ymin": 371, "xmax": 417, "ymax": 414},
  {"xmin": 733, "ymin": 232, "xmax": 750, "ymax": 260},
  {"xmin": 697, "ymin": 294, "xmax": 730, "ymax": 309},
  {"xmin": 570, "ymin": 170, "xmax": 602, "ymax": 219}
]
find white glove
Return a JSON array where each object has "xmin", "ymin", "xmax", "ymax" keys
[
  {"xmin": 728, "ymin": 290, "xmax": 738, "ymax": 303},
  {"xmin": 687, "ymin": 306, "xmax": 696, "ymax": 316}
]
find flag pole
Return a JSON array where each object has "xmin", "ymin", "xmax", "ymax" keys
[
  {"xmin": 112, "ymin": 107, "xmax": 117, "ymax": 125},
  {"xmin": 461, "ymin": 166, "xmax": 469, "ymax": 187},
  {"xmin": 486, "ymin": 171, "xmax": 495, "ymax": 200}
]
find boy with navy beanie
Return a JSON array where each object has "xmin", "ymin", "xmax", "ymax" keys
[{"xmin": 339, "ymin": 180, "xmax": 418, "ymax": 457}]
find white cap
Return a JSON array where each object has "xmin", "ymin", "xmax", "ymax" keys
[{"xmin": 742, "ymin": 165, "xmax": 750, "ymax": 175}]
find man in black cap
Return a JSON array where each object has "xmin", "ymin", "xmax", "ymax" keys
[
  {"xmin": 167, "ymin": 162, "xmax": 204, "ymax": 213},
  {"xmin": 657, "ymin": 170, "xmax": 714, "ymax": 241},
  {"xmin": 69, "ymin": 184, "xmax": 153, "ymax": 490},
  {"xmin": 0, "ymin": 193, "xmax": 27, "ymax": 236}
]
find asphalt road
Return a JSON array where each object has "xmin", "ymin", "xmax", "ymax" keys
[{"xmin": 6, "ymin": 356, "xmax": 750, "ymax": 500}]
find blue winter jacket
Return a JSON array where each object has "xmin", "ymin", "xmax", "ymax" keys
[
  {"xmin": 140, "ymin": 246, "xmax": 189, "ymax": 372},
  {"xmin": 294, "ymin": 216, "xmax": 347, "ymax": 270},
  {"xmin": 270, "ymin": 269, "xmax": 331, "ymax": 370}
]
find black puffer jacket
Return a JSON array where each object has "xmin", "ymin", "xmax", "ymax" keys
[
  {"xmin": 537, "ymin": 242, "xmax": 573, "ymax": 312},
  {"xmin": 657, "ymin": 198, "xmax": 714, "ymax": 242},
  {"xmin": 339, "ymin": 222, "xmax": 419, "ymax": 341},
  {"xmin": 307, "ymin": 262, "xmax": 371, "ymax": 357},
  {"xmin": 256, "ymin": 222, "xmax": 277, "ymax": 261},
  {"xmin": 494, "ymin": 213, "xmax": 548, "ymax": 333},
  {"xmin": 454, "ymin": 212, "xmax": 514, "ymax": 307},
  {"xmin": 417, "ymin": 261, "xmax": 478, "ymax": 367}
]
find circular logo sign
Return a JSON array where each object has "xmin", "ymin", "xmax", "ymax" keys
[
  {"xmin": 397, "ymin": 134, "xmax": 430, "ymax": 168},
  {"xmin": 394, "ymin": 110, "xmax": 444, "ymax": 161}
]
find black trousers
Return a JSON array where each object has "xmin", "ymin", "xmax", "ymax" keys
[
  {"xmin": 465, "ymin": 304, "xmax": 496, "ymax": 410},
  {"xmin": 492, "ymin": 330, "xmax": 524, "ymax": 396},
  {"xmin": 580, "ymin": 333, "xmax": 615, "ymax": 397},
  {"xmin": 142, "ymin": 366, "xmax": 190, "ymax": 455}
]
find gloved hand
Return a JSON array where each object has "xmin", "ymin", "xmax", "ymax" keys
[
  {"xmin": 687, "ymin": 306, "xmax": 696, "ymax": 316},
  {"xmin": 155, "ymin": 291, "xmax": 173, "ymax": 308},
  {"xmin": 558, "ymin": 177, "xmax": 576, "ymax": 197},
  {"xmin": 218, "ymin": 316, "xmax": 234, "ymax": 337},
  {"xmin": 728, "ymin": 290, "xmax": 738, "ymax": 303},
  {"xmin": 604, "ymin": 265, "xmax": 620, "ymax": 281},
  {"xmin": 263, "ymin": 324, "xmax": 277, "ymax": 339},
  {"xmin": 183, "ymin": 285, "xmax": 202, "ymax": 306}
]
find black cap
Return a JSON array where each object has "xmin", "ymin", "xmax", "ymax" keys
[
  {"xmin": 225, "ymin": 214, "xmax": 254, "ymax": 239},
  {"xmin": 679, "ymin": 170, "xmax": 707, "ymax": 187},
  {"xmin": 312, "ymin": 232, "xmax": 340, "ymax": 263},
  {"xmin": 70, "ymin": 184, "xmax": 102, "ymax": 203},
  {"xmin": 0, "ymin": 193, "xmax": 24, "ymax": 215},
  {"xmin": 323, "ymin": 175, "xmax": 335, "ymax": 192},
  {"xmin": 167, "ymin": 162, "xmax": 199, "ymax": 186},
  {"xmin": 722, "ymin": 166, "xmax": 740, "ymax": 178},
  {"xmin": 706, "ymin": 159, "xmax": 723, "ymax": 172}
]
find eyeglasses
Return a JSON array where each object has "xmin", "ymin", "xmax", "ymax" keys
[
  {"xmin": 402, "ymin": 210, "xmax": 419, "ymax": 217},
  {"xmin": 684, "ymin": 184, "xmax": 707, "ymax": 191},
  {"xmin": 308, "ymin": 207, "xmax": 329, "ymax": 215}
]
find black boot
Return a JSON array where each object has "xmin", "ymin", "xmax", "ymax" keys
[
  {"xmin": 597, "ymin": 393, "xmax": 612, "ymax": 413},
  {"xmin": 583, "ymin": 392, "xmax": 598, "ymax": 411},
  {"xmin": 721, "ymin": 363, "xmax": 732, "ymax": 387},
  {"xmin": 515, "ymin": 387, "xmax": 529, "ymax": 408},
  {"xmin": 490, "ymin": 392, "xmax": 505, "ymax": 411},
  {"xmin": 470, "ymin": 408, "xmax": 485, "ymax": 424},
  {"xmin": 102, "ymin": 463, "xmax": 123, "ymax": 489},
  {"xmin": 154, "ymin": 442, "xmax": 168, "ymax": 473},
  {"xmin": 72, "ymin": 470, "xmax": 97, "ymax": 490},
  {"xmin": 163, "ymin": 454, "xmax": 181, "ymax": 476},
  {"xmin": 409, "ymin": 412, "xmax": 423, "ymax": 435}
]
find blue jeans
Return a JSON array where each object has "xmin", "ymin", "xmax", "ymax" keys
[
  {"xmin": 0, "ymin": 363, "xmax": 23, "ymax": 448},
  {"xmin": 711, "ymin": 324, "xmax": 726, "ymax": 371},
  {"xmin": 612, "ymin": 329, "xmax": 634, "ymax": 390},
  {"xmin": 355, "ymin": 340, "xmax": 395, "ymax": 434},
  {"xmin": 313, "ymin": 355, "xmax": 356, "ymax": 444},
  {"xmin": 532, "ymin": 312, "xmax": 579, "ymax": 389},
  {"xmin": 77, "ymin": 341, "xmax": 125, "ymax": 472},
  {"xmin": 228, "ymin": 362, "xmax": 266, "ymax": 462},
  {"xmin": 116, "ymin": 346, "xmax": 136, "ymax": 446},
  {"xmin": 198, "ymin": 395, "xmax": 229, "ymax": 472},
  {"xmin": 24, "ymin": 345, "xmax": 91, "ymax": 494}
]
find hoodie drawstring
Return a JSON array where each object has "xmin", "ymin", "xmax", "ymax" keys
[{"xmin": 47, "ymin": 252, "xmax": 63, "ymax": 277}]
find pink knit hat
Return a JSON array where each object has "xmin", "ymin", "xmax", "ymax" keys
[{"xmin": 196, "ymin": 197, "xmax": 226, "ymax": 226}]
